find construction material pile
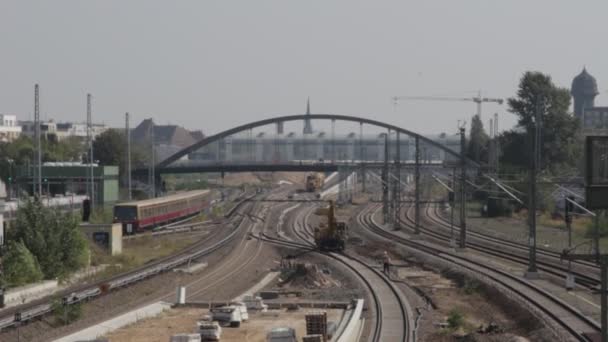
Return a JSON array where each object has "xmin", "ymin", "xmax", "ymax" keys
[{"xmin": 281, "ymin": 263, "xmax": 341, "ymax": 289}]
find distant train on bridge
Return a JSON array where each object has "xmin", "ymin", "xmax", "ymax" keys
[{"xmin": 113, "ymin": 190, "xmax": 211, "ymax": 234}]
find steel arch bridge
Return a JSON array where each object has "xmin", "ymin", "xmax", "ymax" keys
[{"xmin": 133, "ymin": 113, "xmax": 478, "ymax": 177}]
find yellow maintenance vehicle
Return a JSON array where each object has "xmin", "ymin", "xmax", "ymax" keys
[
  {"xmin": 313, "ymin": 200, "xmax": 348, "ymax": 251},
  {"xmin": 305, "ymin": 173, "xmax": 325, "ymax": 192}
]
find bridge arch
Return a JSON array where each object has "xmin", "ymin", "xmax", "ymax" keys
[{"xmin": 158, "ymin": 114, "xmax": 478, "ymax": 168}]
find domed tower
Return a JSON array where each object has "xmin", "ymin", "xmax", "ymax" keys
[{"xmin": 571, "ymin": 68, "xmax": 599, "ymax": 118}]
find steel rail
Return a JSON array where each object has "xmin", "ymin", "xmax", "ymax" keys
[
  {"xmin": 411, "ymin": 202, "xmax": 601, "ymax": 289},
  {"xmin": 359, "ymin": 203, "xmax": 600, "ymax": 341},
  {"xmin": 284, "ymin": 201, "xmax": 412, "ymax": 342}
]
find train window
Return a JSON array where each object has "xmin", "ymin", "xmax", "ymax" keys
[{"xmin": 114, "ymin": 206, "xmax": 137, "ymax": 221}]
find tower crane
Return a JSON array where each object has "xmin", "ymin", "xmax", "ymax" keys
[{"xmin": 392, "ymin": 91, "xmax": 504, "ymax": 120}]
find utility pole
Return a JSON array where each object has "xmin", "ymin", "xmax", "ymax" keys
[
  {"xmin": 149, "ymin": 123, "xmax": 156, "ymax": 198},
  {"xmin": 126, "ymin": 113, "xmax": 132, "ymax": 200},
  {"xmin": 414, "ymin": 136, "xmax": 421, "ymax": 234},
  {"xmin": 34, "ymin": 84, "xmax": 42, "ymax": 197},
  {"xmin": 564, "ymin": 196, "xmax": 575, "ymax": 289},
  {"xmin": 394, "ymin": 132, "xmax": 401, "ymax": 230},
  {"xmin": 459, "ymin": 127, "xmax": 467, "ymax": 249},
  {"xmin": 87, "ymin": 94, "xmax": 94, "ymax": 209},
  {"xmin": 494, "ymin": 113, "xmax": 500, "ymax": 173},
  {"xmin": 451, "ymin": 167, "xmax": 457, "ymax": 247},
  {"xmin": 489, "ymin": 118, "xmax": 494, "ymax": 172},
  {"xmin": 526, "ymin": 99, "xmax": 542, "ymax": 277},
  {"xmin": 382, "ymin": 133, "xmax": 389, "ymax": 224}
]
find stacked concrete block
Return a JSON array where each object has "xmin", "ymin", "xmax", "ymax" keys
[
  {"xmin": 305, "ymin": 311, "xmax": 327, "ymax": 341},
  {"xmin": 303, "ymin": 335, "xmax": 324, "ymax": 342}
]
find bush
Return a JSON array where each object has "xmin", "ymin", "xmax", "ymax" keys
[
  {"xmin": 447, "ymin": 309, "xmax": 465, "ymax": 329},
  {"xmin": 8, "ymin": 197, "xmax": 90, "ymax": 280},
  {"xmin": 1, "ymin": 241, "xmax": 43, "ymax": 287},
  {"xmin": 485, "ymin": 198, "xmax": 513, "ymax": 217},
  {"xmin": 463, "ymin": 279, "xmax": 480, "ymax": 295},
  {"xmin": 585, "ymin": 212, "xmax": 608, "ymax": 239},
  {"xmin": 52, "ymin": 299, "xmax": 82, "ymax": 325}
]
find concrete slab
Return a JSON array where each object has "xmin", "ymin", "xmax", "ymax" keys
[
  {"xmin": 52, "ymin": 301, "xmax": 172, "ymax": 342},
  {"xmin": 232, "ymin": 271, "xmax": 280, "ymax": 302},
  {"xmin": 174, "ymin": 262, "xmax": 208, "ymax": 274}
]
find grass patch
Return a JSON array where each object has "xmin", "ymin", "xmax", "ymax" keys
[
  {"xmin": 463, "ymin": 279, "xmax": 480, "ymax": 295},
  {"xmin": 87, "ymin": 233, "xmax": 201, "ymax": 281},
  {"xmin": 447, "ymin": 309, "xmax": 465, "ymax": 329}
]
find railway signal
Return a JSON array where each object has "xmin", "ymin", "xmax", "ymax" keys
[{"xmin": 564, "ymin": 196, "xmax": 575, "ymax": 290}]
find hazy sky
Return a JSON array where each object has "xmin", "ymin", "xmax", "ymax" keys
[{"xmin": 1, "ymin": 1, "xmax": 606, "ymax": 136}]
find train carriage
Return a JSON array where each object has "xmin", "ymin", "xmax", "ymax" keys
[{"xmin": 113, "ymin": 190, "xmax": 210, "ymax": 234}]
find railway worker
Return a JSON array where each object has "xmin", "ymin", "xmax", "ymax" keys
[{"xmin": 383, "ymin": 251, "xmax": 391, "ymax": 274}]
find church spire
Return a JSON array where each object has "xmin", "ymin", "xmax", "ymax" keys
[
  {"xmin": 306, "ymin": 97, "xmax": 310, "ymax": 115},
  {"xmin": 303, "ymin": 97, "xmax": 313, "ymax": 134}
]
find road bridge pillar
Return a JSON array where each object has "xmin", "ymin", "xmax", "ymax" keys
[
  {"xmin": 377, "ymin": 135, "xmax": 386, "ymax": 161},
  {"xmin": 255, "ymin": 140, "xmax": 264, "ymax": 162},
  {"xmin": 225, "ymin": 137, "xmax": 233, "ymax": 162},
  {"xmin": 347, "ymin": 138, "xmax": 355, "ymax": 161},
  {"xmin": 286, "ymin": 137, "xmax": 294, "ymax": 161},
  {"xmin": 317, "ymin": 138, "xmax": 324, "ymax": 160}
]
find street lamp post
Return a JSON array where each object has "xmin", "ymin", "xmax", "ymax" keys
[{"xmin": 5, "ymin": 159, "xmax": 13, "ymax": 199}]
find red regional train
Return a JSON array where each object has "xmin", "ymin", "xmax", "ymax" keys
[{"xmin": 113, "ymin": 190, "xmax": 211, "ymax": 234}]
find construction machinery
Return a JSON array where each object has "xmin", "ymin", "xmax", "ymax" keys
[
  {"xmin": 392, "ymin": 91, "xmax": 504, "ymax": 121},
  {"xmin": 313, "ymin": 200, "xmax": 347, "ymax": 251},
  {"xmin": 305, "ymin": 173, "xmax": 325, "ymax": 192}
]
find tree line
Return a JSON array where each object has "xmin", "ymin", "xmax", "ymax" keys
[{"xmin": 0, "ymin": 129, "xmax": 149, "ymax": 188}]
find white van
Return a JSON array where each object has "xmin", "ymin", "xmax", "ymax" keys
[
  {"xmin": 211, "ymin": 306, "xmax": 242, "ymax": 327},
  {"xmin": 230, "ymin": 301, "xmax": 249, "ymax": 321},
  {"xmin": 243, "ymin": 294, "xmax": 268, "ymax": 311}
]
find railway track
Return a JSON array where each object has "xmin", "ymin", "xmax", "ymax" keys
[
  {"xmin": 359, "ymin": 203, "xmax": 600, "ymax": 341},
  {"xmin": 397, "ymin": 201, "xmax": 601, "ymax": 290},
  {"xmin": 0, "ymin": 192, "xmax": 257, "ymax": 332},
  {"xmin": 429, "ymin": 201, "xmax": 600, "ymax": 271},
  {"xmin": 256, "ymin": 199, "xmax": 414, "ymax": 342}
]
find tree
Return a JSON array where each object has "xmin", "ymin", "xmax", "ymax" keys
[
  {"xmin": 502, "ymin": 71, "xmax": 582, "ymax": 171},
  {"xmin": 8, "ymin": 197, "xmax": 89, "ymax": 279},
  {"xmin": 92, "ymin": 129, "xmax": 148, "ymax": 183},
  {"xmin": 92, "ymin": 129, "xmax": 125, "ymax": 166},
  {"xmin": 1, "ymin": 241, "xmax": 44, "ymax": 287},
  {"xmin": 467, "ymin": 114, "xmax": 489, "ymax": 164}
]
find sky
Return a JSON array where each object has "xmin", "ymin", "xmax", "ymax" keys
[{"xmin": 1, "ymin": 1, "xmax": 606, "ymax": 136}]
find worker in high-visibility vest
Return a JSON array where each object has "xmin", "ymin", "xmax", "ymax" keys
[{"xmin": 383, "ymin": 251, "xmax": 391, "ymax": 274}]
